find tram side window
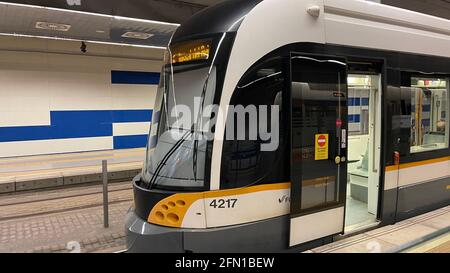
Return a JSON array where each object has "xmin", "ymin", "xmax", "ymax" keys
[
  {"xmin": 408, "ymin": 76, "xmax": 449, "ymax": 153},
  {"xmin": 220, "ymin": 57, "xmax": 288, "ymax": 189}
]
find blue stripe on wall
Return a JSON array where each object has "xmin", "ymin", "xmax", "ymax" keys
[
  {"xmin": 348, "ymin": 114, "xmax": 361, "ymax": 123},
  {"xmin": 112, "ymin": 110, "xmax": 153, "ymax": 123},
  {"xmin": 361, "ymin": 98, "xmax": 369, "ymax": 106},
  {"xmin": 348, "ymin": 98, "xmax": 361, "ymax": 106},
  {"xmin": 0, "ymin": 110, "xmax": 152, "ymax": 143},
  {"xmin": 111, "ymin": 71, "xmax": 160, "ymax": 85},
  {"xmin": 114, "ymin": 135, "xmax": 148, "ymax": 149},
  {"xmin": 348, "ymin": 98, "xmax": 369, "ymax": 106}
]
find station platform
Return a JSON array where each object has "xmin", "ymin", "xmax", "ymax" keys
[
  {"xmin": 0, "ymin": 149, "xmax": 145, "ymax": 194},
  {"xmin": 405, "ymin": 231, "xmax": 450, "ymax": 253},
  {"xmin": 0, "ymin": 178, "xmax": 447, "ymax": 253},
  {"xmin": 310, "ymin": 205, "xmax": 450, "ymax": 253}
]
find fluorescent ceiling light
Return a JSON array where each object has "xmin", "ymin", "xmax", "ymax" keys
[
  {"xmin": 35, "ymin": 21, "xmax": 71, "ymax": 32},
  {"xmin": 0, "ymin": 32, "xmax": 167, "ymax": 50},
  {"xmin": 0, "ymin": 1, "xmax": 180, "ymax": 27},
  {"xmin": 114, "ymin": 16, "xmax": 179, "ymax": 27},
  {"xmin": 122, "ymin": 32, "xmax": 153, "ymax": 40}
]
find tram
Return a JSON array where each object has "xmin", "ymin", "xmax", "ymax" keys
[{"xmin": 125, "ymin": 0, "xmax": 450, "ymax": 252}]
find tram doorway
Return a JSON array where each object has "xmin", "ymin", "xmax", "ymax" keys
[{"xmin": 345, "ymin": 73, "xmax": 382, "ymax": 232}]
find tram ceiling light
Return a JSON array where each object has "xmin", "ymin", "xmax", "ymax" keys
[
  {"xmin": 121, "ymin": 32, "xmax": 154, "ymax": 40},
  {"xmin": 35, "ymin": 21, "xmax": 71, "ymax": 32}
]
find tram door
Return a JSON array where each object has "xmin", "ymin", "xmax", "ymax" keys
[{"xmin": 289, "ymin": 54, "xmax": 348, "ymax": 247}]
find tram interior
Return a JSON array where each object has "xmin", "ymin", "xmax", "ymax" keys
[
  {"xmin": 409, "ymin": 77, "xmax": 448, "ymax": 153},
  {"xmin": 345, "ymin": 74, "xmax": 381, "ymax": 232}
]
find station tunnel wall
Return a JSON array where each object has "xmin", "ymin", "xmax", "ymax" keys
[{"xmin": 0, "ymin": 37, "xmax": 163, "ymax": 158}]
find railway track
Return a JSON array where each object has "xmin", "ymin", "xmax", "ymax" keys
[
  {"xmin": 0, "ymin": 182, "xmax": 133, "ymax": 221},
  {"xmin": 0, "ymin": 186, "xmax": 131, "ymax": 207},
  {"xmin": 0, "ymin": 198, "xmax": 133, "ymax": 222},
  {"xmin": 0, "ymin": 182, "xmax": 133, "ymax": 253}
]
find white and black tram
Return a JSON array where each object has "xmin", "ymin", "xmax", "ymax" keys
[{"xmin": 125, "ymin": 0, "xmax": 450, "ymax": 252}]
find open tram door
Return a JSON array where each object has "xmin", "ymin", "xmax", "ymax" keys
[{"xmin": 289, "ymin": 54, "xmax": 348, "ymax": 247}]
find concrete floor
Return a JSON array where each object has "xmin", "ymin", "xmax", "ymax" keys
[
  {"xmin": 311, "ymin": 205, "xmax": 450, "ymax": 253},
  {"xmin": 0, "ymin": 181, "xmax": 131, "ymax": 253}
]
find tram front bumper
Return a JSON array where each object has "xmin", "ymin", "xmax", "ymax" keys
[
  {"xmin": 125, "ymin": 208, "xmax": 184, "ymax": 253},
  {"xmin": 125, "ymin": 207, "xmax": 292, "ymax": 253}
]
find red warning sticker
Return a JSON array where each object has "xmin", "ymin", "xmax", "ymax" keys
[
  {"xmin": 315, "ymin": 134, "xmax": 329, "ymax": 160},
  {"xmin": 317, "ymin": 135, "xmax": 327, "ymax": 147}
]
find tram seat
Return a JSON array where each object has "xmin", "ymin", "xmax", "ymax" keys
[{"xmin": 349, "ymin": 146, "xmax": 369, "ymax": 203}]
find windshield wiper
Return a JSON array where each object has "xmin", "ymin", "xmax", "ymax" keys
[{"xmin": 147, "ymin": 129, "xmax": 192, "ymax": 190}]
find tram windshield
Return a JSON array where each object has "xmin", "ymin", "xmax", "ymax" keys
[{"xmin": 141, "ymin": 38, "xmax": 219, "ymax": 190}]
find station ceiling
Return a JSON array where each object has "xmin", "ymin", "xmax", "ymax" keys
[
  {"xmin": 0, "ymin": 0, "xmax": 448, "ymax": 49},
  {"xmin": 0, "ymin": 1, "xmax": 187, "ymax": 49},
  {"xmin": 0, "ymin": 0, "xmax": 222, "ymax": 23}
]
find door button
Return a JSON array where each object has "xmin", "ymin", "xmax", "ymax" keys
[
  {"xmin": 341, "ymin": 156, "xmax": 346, "ymax": 162},
  {"xmin": 335, "ymin": 156, "xmax": 341, "ymax": 164}
]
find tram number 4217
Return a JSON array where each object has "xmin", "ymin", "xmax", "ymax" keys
[{"xmin": 209, "ymin": 198, "xmax": 237, "ymax": 209}]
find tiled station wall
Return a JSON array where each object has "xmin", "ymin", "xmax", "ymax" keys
[{"xmin": 0, "ymin": 44, "xmax": 162, "ymax": 158}]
